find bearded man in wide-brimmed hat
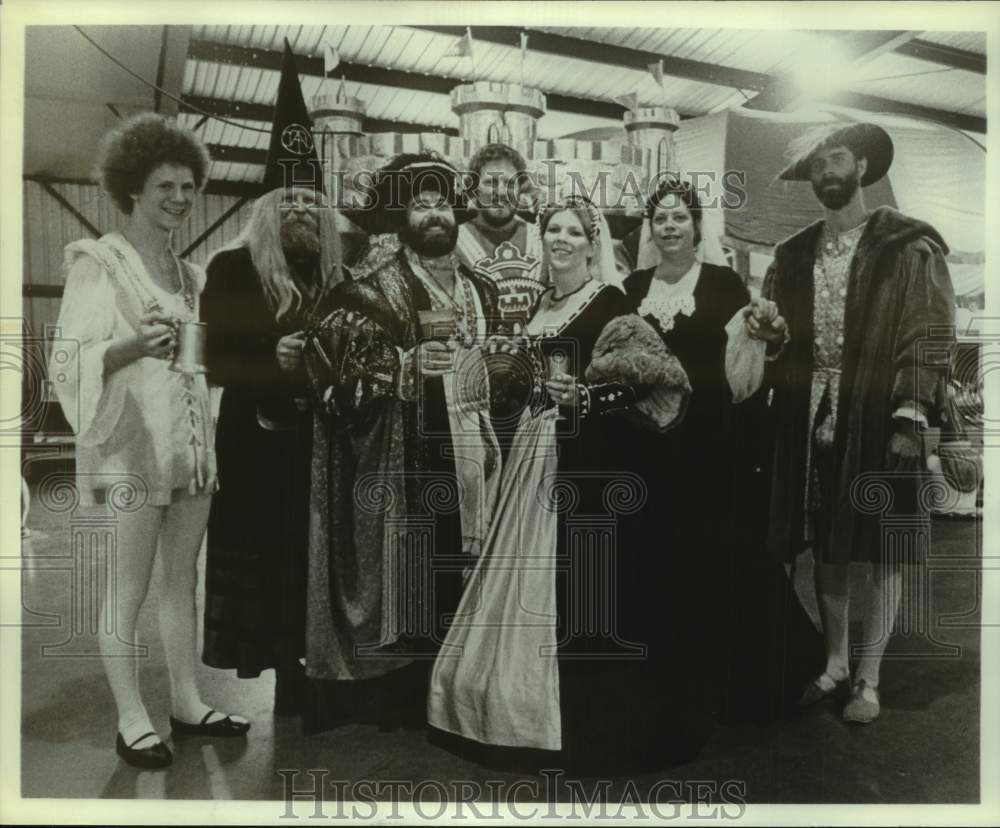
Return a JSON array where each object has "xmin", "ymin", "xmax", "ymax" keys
[
  {"xmin": 298, "ymin": 153, "xmax": 508, "ymax": 732},
  {"xmin": 745, "ymin": 121, "xmax": 955, "ymax": 724}
]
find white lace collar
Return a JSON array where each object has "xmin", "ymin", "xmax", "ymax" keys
[{"xmin": 637, "ymin": 260, "xmax": 701, "ymax": 333}]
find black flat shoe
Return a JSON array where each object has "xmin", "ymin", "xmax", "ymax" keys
[
  {"xmin": 169, "ymin": 709, "xmax": 250, "ymax": 738},
  {"xmin": 115, "ymin": 731, "xmax": 173, "ymax": 770}
]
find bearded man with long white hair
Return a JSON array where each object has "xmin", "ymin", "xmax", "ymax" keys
[{"xmin": 199, "ymin": 186, "xmax": 357, "ymax": 714}]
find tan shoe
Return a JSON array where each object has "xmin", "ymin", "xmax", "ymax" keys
[
  {"xmin": 798, "ymin": 672, "xmax": 848, "ymax": 706},
  {"xmin": 842, "ymin": 680, "xmax": 880, "ymax": 724}
]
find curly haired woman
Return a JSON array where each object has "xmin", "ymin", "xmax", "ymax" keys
[{"xmin": 49, "ymin": 113, "xmax": 249, "ymax": 770}]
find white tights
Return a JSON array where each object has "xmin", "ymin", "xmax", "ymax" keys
[
  {"xmin": 100, "ymin": 494, "xmax": 214, "ymax": 747},
  {"xmin": 815, "ymin": 559, "xmax": 902, "ymax": 688}
]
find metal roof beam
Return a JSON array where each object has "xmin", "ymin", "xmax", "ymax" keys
[
  {"xmin": 827, "ymin": 91, "xmax": 985, "ymax": 134},
  {"xmin": 24, "ymin": 171, "xmax": 262, "ymax": 198},
  {"xmin": 207, "ymin": 144, "xmax": 267, "ymax": 166},
  {"xmin": 419, "ymin": 27, "xmax": 983, "ymax": 131},
  {"xmin": 830, "ymin": 29, "xmax": 920, "ymax": 65},
  {"xmin": 895, "ymin": 38, "xmax": 986, "ymax": 74},
  {"xmin": 203, "ymin": 179, "xmax": 266, "ymax": 198},
  {"xmin": 416, "ymin": 25, "xmax": 772, "ymax": 91},
  {"xmin": 418, "ymin": 28, "xmax": 988, "ymax": 80},
  {"xmin": 740, "ymin": 29, "xmax": 984, "ymax": 132},
  {"xmin": 745, "ymin": 83, "xmax": 985, "ymax": 133},
  {"xmin": 188, "ymin": 39, "xmax": 628, "ymax": 122},
  {"xmin": 154, "ymin": 25, "xmax": 193, "ymax": 116},
  {"xmin": 181, "ymin": 196, "xmax": 250, "ymax": 258},
  {"xmin": 37, "ymin": 180, "xmax": 102, "ymax": 238},
  {"xmin": 181, "ymin": 94, "xmax": 459, "ymax": 135},
  {"xmin": 187, "ymin": 34, "xmax": 983, "ymax": 135},
  {"xmin": 746, "ymin": 30, "xmax": 916, "ymax": 112}
]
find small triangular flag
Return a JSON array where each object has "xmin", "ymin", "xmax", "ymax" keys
[
  {"xmin": 443, "ymin": 27, "xmax": 474, "ymax": 59},
  {"xmin": 647, "ymin": 60, "xmax": 664, "ymax": 87},
  {"xmin": 324, "ymin": 42, "xmax": 340, "ymax": 76},
  {"xmin": 614, "ymin": 92, "xmax": 639, "ymax": 111}
]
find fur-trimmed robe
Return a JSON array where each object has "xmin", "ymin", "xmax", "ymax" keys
[
  {"xmin": 763, "ymin": 206, "xmax": 955, "ymax": 563},
  {"xmin": 302, "ymin": 248, "xmax": 501, "ymax": 686}
]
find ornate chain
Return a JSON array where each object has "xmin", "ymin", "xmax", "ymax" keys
[{"xmin": 413, "ymin": 253, "xmax": 479, "ymax": 348}]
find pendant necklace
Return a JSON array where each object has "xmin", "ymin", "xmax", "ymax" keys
[
  {"xmin": 821, "ymin": 214, "xmax": 868, "ymax": 257},
  {"xmin": 419, "ymin": 254, "xmax": 478, "ymax": 348}
]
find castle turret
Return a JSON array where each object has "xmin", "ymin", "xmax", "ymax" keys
[
  {"xmin": 624, "ymin": 105, "xmax": 680, "ymax": 179},
  {"xmin": 450, "ymin": 81, "xmax": 546, "ymax": 157}
]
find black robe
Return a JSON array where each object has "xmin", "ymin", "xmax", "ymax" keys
[
  {"xmin": 624, "ymin": 262, "xmax": 824, "ymax": 725},
  {"xmin": 544, "ymin": 284, "xmax": 713, "ymax": 772},
  {"xmin": 623, "ymin": 263, "xmax": 752, "ymax": 658},
  {"xmin": 201, "ymin": 246, "xmax": 329, "ymax": 685}
]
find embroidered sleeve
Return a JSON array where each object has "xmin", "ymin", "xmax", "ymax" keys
[
  {"xmin": 577, "ymin": 382, "xmax": 638, "ymax": 417},
  {"xmin": 304, "ymin": 307, "xmax": 401, "ymax": 423}
]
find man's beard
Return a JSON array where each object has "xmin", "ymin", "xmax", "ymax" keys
[
  {"xmin": 280, "ymin": 219, "xmax": 320, "ymax": 256},
  {"xmin": 475, "ymin": 198, "xmax": 517, "ymax": 228},
  {"xmin": 813, "ymin": 169, "xmax": 860, "ymax": 211},
  {"xmin": 400, "ymin": 217, "xmax": 459, "ymax": 257}
]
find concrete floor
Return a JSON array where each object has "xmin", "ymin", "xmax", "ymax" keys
[{"xmin": 18, "ymin": 481, "xmax": 981, "ymax": 805}]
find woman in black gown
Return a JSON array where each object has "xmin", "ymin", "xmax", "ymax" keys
[
  {"xmin": 429, "ymin": 197, "xmax": 699, "ymax": 774},
  {"xmin": 624, "ymin": 178, "xmax": 823, "ymax": 725},
  {"xmin": 201, "ymin": 187, "xmax": 349, "ymax": 712}
]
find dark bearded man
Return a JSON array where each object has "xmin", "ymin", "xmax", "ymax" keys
[
  {"xmin": 300, "ymin": 154, "xmax": 508, "ymax": 732},
  {"xmin": 350, "ymin": 144, "xmax": 543, "ymax": 325},
  {"xmin": 747, "ymin": 123, "xmax": 956, "ymax": 724}
]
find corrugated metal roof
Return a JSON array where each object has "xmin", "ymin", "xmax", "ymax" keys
[
  {"xmin": 190, "ymin": 24, "xmax": 748, "ymax": 113},
  {"xmin": 917, "ymin": 31, "xmax": 986, "ymax": 54},
  {"xmin": 184, "ymin": 25, "xmax": 986, "ymax": 185},
  {"xmin": 535, "ymin": 26, "xmax": 841, "ymax": 77},
  {"xmin": 848, "ymin": 52, "xmax": 985, "ymax": 118}
]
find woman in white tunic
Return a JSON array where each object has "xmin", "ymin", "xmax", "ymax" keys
[{"xmin": 49, "ymin": 113, "xmax": 249, "ymax": 770}]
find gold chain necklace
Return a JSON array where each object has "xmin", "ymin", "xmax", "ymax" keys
[
  {"xmin": 421, "ymin": 255, "xmax": 460, "ymax": 301},
  {"xmin": 415, "ymin": 254, "xmax": 478, "ymax": 348}
]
